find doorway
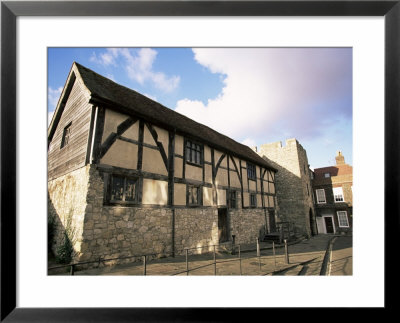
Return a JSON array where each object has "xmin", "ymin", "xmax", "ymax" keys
[
  {"xmin": 268, "ymin": 209, "xmax": 276, "ymax": 232},
  {"xmin": 323, "ymin": 216, "xmax": 335, "ymax": 234},
  {"xmin": 218, "ymin": 208, "xmax": 229, "ymax": 243}
]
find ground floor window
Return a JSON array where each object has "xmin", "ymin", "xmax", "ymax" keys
[
  {"xmin": 187, "ymin": 184, "xmax": 201, "ymax": 206},
  {"xmin": 227, "ymin": 190, "xmax": 237, "ymax": 209},
  {"xmin": 337, "ymin": 211, "xmax": 349, "ymax": 227},
  {"xmin": 250, "ymin": 193, "xmax": 257, "ymax": 207},
  {"xmin": 110, "ymin": 175, "xmax": 137, "ymax": 203}
]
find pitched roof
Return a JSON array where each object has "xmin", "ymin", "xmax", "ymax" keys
[{"xmin": 72, "ymin": 62, "xmax": 276, "ymax": 170}]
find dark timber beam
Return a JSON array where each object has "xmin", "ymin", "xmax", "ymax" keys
[
  {"xmin": 145, "ymin": 123, "xmax": 169, "ymax": 171},
  {"xmin": 215, "ymin": 153, "xmax": 226, "ymax": 173},
  {"xmin": 97, "ymin": 117, "xmax": 138, "ymax": 160}
]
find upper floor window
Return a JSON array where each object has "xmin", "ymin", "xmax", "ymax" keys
[
  {"xmin": 247, "ymin": 163, "xmax": 256, "ymax": 180},
  {"xmin": 337, "ymin": 211, "xmax": 349, "ymax": 227},
  {"xmin": 228, "ymin": 190, "xmax": 237, "ymax": 209},
  {"xmin": 109, "ymin": 175, "xmax": 137, "ymax": 203},
  {"xmin": 250, "ymin": 193, "xmax": 257, "ymax": 207},
  {"xmin": 316, "ymin": 189, "xmax": 326, "ymax": 204},
  {"xmin": 333, "ymin": 187, "xmax": 344, "ymax": 202},
  {"xmin": 324, "ymin": 173, "xmax": 330, "ymax": 178},
  {"xmin": 60, "ymin": 123, "xmax": 71, "ymax": 148},
  {"xmin": 187, "ymin": 184, "xmax": 201, "ymax": 206},
  {"xmin": 186, "ymin": 140, "xmax": 202, "ymax": 165}
]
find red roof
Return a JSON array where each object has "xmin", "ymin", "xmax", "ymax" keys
[{"xmin": 314, "ymin": 164, "xmax": 352, "ymax": 177}]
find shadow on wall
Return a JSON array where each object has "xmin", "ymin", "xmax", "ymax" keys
[
  {"xmin": 48, "ymin": 194, "xmax": 77, "ymax": 266},
  {"xmin": 259, "ymin": 155, "xmax": 313, "ymax": 236}
]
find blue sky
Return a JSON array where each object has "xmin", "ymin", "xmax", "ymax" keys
[{"xmin": 48, "ymin": 47, "xmax": 352, "ymax": 169}]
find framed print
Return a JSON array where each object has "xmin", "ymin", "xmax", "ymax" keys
[{"xmin": 1, "ymin": 0, "xmax": 399, "ymax": 321}]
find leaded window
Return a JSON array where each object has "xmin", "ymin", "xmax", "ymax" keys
[
  {"xmin": 228, "ymin": 190, "xmax": 237, "ymax": 209},
  {"xmin": 60, "ymin": 123, "xmax": 71, "ymax": 148},
  {"xmin": 187, "ymin": 184, "xmax": 201, "ymax": 205},
  {"xmin": 247, "ymin": 163, "xmax": 256, "ymax": 180},
  {"xmin": 110, "ymin": 175, "xmax": 137, "ymax": 203},
  {"xmin": 186, "ymin": 140, "xmax": 202, "ymax": 165},
  {"xmin": 250, "ymin": 193, "xmax": 257, "ymax": 207}
]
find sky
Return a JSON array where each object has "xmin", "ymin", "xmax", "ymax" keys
[{"xmin": 48, "ymin": 47, "xmax": 352, "ymax": 169}]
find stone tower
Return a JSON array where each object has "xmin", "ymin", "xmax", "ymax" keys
[{"xmin": 258, "ymin": 138, "xmax": 317, "ymax": 237}]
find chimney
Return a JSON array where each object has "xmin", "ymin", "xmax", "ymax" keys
[{"xmin": 335, "ymin": 151, "xmax": 345, "ymax": 165}]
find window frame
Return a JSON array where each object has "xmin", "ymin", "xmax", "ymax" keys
[
  {"xmin": 185, "ymin": 140, "xmax": 203, "ymax": 166},
  {"xmin": 60, "ymin": 122, "xmax": 72, "ymax": 149},
  {"xmin": 187, "ymin": 184, "xmax": 201, "ymax": 206},
  {"xmin": 108, "ymin": 174, "xmax": 138, "ymax": 205},
  {"xmin": 316, "ymin": 189, "xmax": 326, "ymax": 204},
  {"xmin": 227, "ymin": 190, "xmax": 237, "ymax": 209},
  {"xmin": 247, "ymin": 163, "xmax": 256, "ymax": 181},
  {"xmin": 250, "ymin": 193, "xmax": 257, "ymax": 208},
  {"xmin": 324, "ymin": 172, "xmax": 330, "ymax": 178},
  {"xmin": 337, "ymin": 211, "xmax": 350, "ymax": 228},
  {"xmin": 333, "ymin": 187, "xmax": 345, "ymax": 203}
]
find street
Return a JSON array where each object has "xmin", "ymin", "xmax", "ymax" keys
[{"xmin": 49, "ymin": 234, "xmax": 352, "ymax": 276}]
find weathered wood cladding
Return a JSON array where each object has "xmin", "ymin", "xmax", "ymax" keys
[
  {"xmin": 48, "ymin": 77, "xmax": 93, "ymax": 180},
  {"xmin": 93, "ymin": 107, "xmax": 276, "ymax": 209}
]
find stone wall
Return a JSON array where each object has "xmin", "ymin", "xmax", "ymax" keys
[
  {"xmin": 49, "ymin": 164, "xmax": 275, "ymax": 267},
  {"xmin": 258, "ymin": 139, "xmax": 316, "ymax": 237},
  {"xmin": 48, "ymin": 165, "xmax": 91, "ymax": 261},
  {"xmin": 230, "ymin": 208, "xmax": 267, "ymax": 245},
  {"xmin": 79, "ymin": 165, "xmax": 173, "ymax": 264},
  {"xmin": 174, "ymin": 208, "xmax": 219, "ymax": 254}
]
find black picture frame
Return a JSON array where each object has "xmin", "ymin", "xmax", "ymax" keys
[{"xmin": 1, "ymin": 0, "xmax": 398, "ymax": 321}]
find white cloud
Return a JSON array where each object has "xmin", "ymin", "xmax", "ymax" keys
[
  {"xmin": 175, "ymin": 48, "xmax": 352, "ymax": 142},
  {"xmin": 90, "ymin": 51, "xmax": 117, "ymax": 66},
  {"xmin": 92, "ymin": 48, "xmax": 180, "ymax": 92},
  {"xmin": 241, "ymin": 138, "xmax": 257, "ymax": 148},
  {"xmin": 48, "ymin": 86, "xmax": 62, "ymax": 112},
  {"xmin": 106, "ymin": 74, "xmax": 116, "ymax": 82},
  {"xmin": 48, "ymin": 111, "xmax": 54, "ymax": 126},
  {"xmin": 143, "ymin": 93, "xmax": 157, "ymax": 102}
]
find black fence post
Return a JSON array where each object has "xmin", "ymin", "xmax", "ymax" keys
[
  {"xmin": 143, "ymin": 255, "xmax": 147, "ymax": 275},
  {"xmin": 70, "ymin": 264, "xmax": 75, "ymax": 276},
  {"xmin": 257, "ymin": 237, "xmax": 261, "ymax": 271},
  {"xmin": 213, "ymin": 245, "xmax": 217, "ymax": 276},
  {"xmin": 273, "ymin": 241, "xmax": 276, "ymax": 271},
  {"xmin": 239, "ymin": 244, "xmax": 242, "ymax": 275},
  {"xmin": 284, "ymin": 239, "xmax": 290, "ymax": 264},
  {"xmin": 231, "ymin": 235, "xmax": 236, "ymax": 255},
  {"xmin": 185, "ymin": 249, "xmax": 189, "ymax": 276}
]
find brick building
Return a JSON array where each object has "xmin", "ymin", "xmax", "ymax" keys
[
  {"xmin": 312, "ymin": 151, "xmax": 353, "ymax": 234},
  {"xmin": 258, "ymin": 139, "xmax": 317, "ymax": 238},
  {"xmin": 48, "ymin": 62, "xmax": 279, "ymax": 265}
]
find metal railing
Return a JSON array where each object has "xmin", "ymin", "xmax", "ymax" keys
[{"xmin": 48, "ymin": 238, "xmax": 293, "ymax": 276}]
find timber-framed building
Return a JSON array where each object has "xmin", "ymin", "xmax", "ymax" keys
[{"xmin": 48, "ymin": 62, "xmax": 278, "ymax": 264}]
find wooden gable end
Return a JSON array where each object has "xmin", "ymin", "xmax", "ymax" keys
[{"xmin": 48, "ymin": 74, "xmax": 93, "ymax": 181}]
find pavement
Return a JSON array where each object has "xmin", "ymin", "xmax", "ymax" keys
[
  {"xmin": 329, "ymin": 235, "xmax": 353, "ymax": 275},
  {"xmin": 54, "ymin": 233, "xmax": 352, "ymax": 276}
]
